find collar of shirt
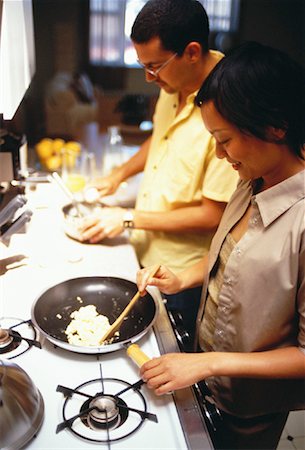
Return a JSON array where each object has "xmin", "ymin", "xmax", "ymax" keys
[{"xmin": 252, "ymin": 170, "xmax": 305, "ymax": 227}]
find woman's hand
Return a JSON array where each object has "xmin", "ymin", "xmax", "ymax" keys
[
  {"xmin": 140, "ymin": 353, "xmax": 213, "ymax": 395},
  {"xmin": 136, "ymin": 265, "xmax": 183, "ymax": 296},
  {"xmin": 140, "ymin": 347, "xmax": 305, "ymax": 396}
]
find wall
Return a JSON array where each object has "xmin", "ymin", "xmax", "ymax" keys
[
  {"xmin": 237, "ymin": 0, "xmax": 304, "ymax": 64},
  {"xmin": 2, "ymin": 0, "xmax": 87, "ymax": 143},
  {"xmin": 4, "ymin": 0, "xmax": 304, "ymax": 145}
]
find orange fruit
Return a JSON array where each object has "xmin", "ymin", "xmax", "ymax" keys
[{"xmin": 35, "ymin": 138, "xmax": 53, "ymax": 160}]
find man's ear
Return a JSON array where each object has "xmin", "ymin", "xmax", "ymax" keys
[{"xmin": 184, "ymin": 42, "xmax": 202, "ymax": 62}]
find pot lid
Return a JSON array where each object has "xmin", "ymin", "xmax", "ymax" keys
[{"xmin": 0, "ymin": 359, "xmax": 44, "ymax": 449}]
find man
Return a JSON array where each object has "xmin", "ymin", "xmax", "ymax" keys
[{"xmin": 79, "ymin": 0, "xmax": 238, "ymax": 345}]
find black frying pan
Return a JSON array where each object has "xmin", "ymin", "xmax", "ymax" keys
[{"xmin": 31, "ymin": 276, "xmax": 159, "ymax": 354}]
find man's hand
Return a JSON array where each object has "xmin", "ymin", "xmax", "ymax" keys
[
  {"xmin": 93, "ymin": 171, "xmax": 122, "ymax": 198},
  {"xmin": 78, "ymin": 207, "xmax": 126, "ymax": 243}
]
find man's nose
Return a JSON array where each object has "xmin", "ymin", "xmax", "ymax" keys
[{"xmin": 145, "ymin": 71, "xmax": 157, "ymax": 83}]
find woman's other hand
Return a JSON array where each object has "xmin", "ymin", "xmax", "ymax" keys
[{"xmin": 140, "ymin": 353, "xmax": 212, "ymax": 395}]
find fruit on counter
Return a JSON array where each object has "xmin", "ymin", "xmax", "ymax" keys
[
  {"xmin": 52, "ymin": 138, "xmax": 65, "ymax": 155},
  {"xmin": 44, "ymin": 155, "xmax": 62, "ymax": 171},
  {"xmin": 65, "ymin": 141, "xmax": 81, "ymax": 153},
  {"xmin": 35, "ymin": 138, "xmax": 81, "ymax": 171},
  {"xmin": 35, "ymin": 138, "xmax": 54, "ymax": 160}
]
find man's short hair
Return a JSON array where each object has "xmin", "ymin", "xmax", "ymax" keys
[{"xmin": 131, "ymin": 0, "xmax": 210, "ymax": 54}]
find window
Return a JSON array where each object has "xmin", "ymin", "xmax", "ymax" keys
[{"xmin": 89, "ymin": 0, "xmax": 239, "ymax": 67}]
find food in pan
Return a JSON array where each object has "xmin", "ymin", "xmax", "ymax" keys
[{"xmin": 65, "ymin": 304, "xmax": 117, "ymax": 346}]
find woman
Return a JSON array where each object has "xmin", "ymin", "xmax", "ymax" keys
[{"xmin": 136, "ymin": 42, "xmax": 305, "ymax": 450}]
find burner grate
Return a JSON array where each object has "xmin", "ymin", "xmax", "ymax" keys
[
  {"xmin": 0, "ymin": 317, "xmax": 41, "ymax": 359},
  {"xmin": 56, "ymin": 365, "xmax": 158, "ymax": 446}
]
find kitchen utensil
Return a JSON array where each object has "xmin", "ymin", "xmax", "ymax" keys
[
  {"xmin": 62, "ymin": 201, "xmax": 104, "ymax": 241},
  {"xmin": 0, "ymin": 210, "xmax": 33, "ymax": 244},
  {"xmin": 31, "ymin": 276, "xmax": 159, "ymax": 354},
  {"xmin": 51, "ymin": 171, "xmax": 84, "ymax": 217},
  {"xmin": 99, "ymin": 264, "xmax": 160, "ymax": 343},
  {"xmin": 0, "ymin": 194, "xmax": 33, "ymax": 244},
  {"xmin": 0, "ymin": 194, "xmax": 27, "ymax": 227},
  {"xmin": 0, "ymin": 359, "xmax": 44, "ymax": 449}
]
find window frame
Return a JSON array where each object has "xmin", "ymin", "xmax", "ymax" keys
[{"xmin": 88, "ymin": 0, "xmax": 240, "ymax": 69}]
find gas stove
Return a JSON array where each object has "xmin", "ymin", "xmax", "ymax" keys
[
  {"xmin": 0, "ymin": 182, "xmax": 213, "ymax": 449},
  {"xmin": 9, "ymin": 328, "xmax": 196, "ymax": 450}
]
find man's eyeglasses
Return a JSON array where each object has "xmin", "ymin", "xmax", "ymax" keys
[{"xmin": 137, "ymin": 52, "xmax": 177, "ymax": 78}]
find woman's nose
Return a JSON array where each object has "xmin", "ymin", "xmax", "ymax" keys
[{"xmin": 215, "ymin": 142, "xmax": 226, "ymax": 159}]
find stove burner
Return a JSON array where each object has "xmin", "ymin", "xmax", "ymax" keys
[
  {"xmin": 0, "ymin": 317, "xmax": 41, "ymax": 359},
  {"xmin": 0, "ymin": 328, "xmax": 13, "ymax": 347},
  {"xmin": 56, "ymin": 365, "xmax": 158, "ymax": 445},
  {"xmin": 84, "ymin": 395, "xmax": 125, "ymax": 430}
]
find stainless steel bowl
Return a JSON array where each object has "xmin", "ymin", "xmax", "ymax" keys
[
  {"xmin": 62, "ymin": 201, "xmax": 103, "ymax": 241},
  {"xmin": 0, "ymin": 359, "xmax": 44, "ymax": 448}
]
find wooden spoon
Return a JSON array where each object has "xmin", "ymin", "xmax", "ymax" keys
[{"xmin": 99, "ymin": 264, "xmax": 160, "ymax": 344}]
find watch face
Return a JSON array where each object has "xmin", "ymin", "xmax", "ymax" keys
[
  {"xmin": 124, "ymin": 221, "xmax": 133, "ymax": 229},
  {"xmin": 123, "ymin": 211, "xmax": 134, "ymax": 229}
]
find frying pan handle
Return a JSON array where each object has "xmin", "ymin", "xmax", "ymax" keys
[
  {"xmin": 126, "ymin": 343, "xmax": 150, "ymax": 367},
  {"xmin": 126, "ymin": 344, "xmax": 173, "ymax": 396}
]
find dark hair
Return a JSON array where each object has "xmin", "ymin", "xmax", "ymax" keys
[
  {"xmin": 195, "ymin": 42, "xmax": 305, "ymax": 157},
  {"xmin": 131, "ymin": 0, "xmax": 210, "ymax": 55}
]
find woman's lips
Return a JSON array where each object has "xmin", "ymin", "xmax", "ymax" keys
[{"xmin": 232, "ymin": 162, "xmax": 241, "ymax": 170}]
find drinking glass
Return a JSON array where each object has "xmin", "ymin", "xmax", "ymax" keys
[{"xmin": 61, "ymin": 149, "xmax": 97, "ymax": 194}]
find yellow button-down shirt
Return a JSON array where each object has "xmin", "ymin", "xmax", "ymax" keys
[{"xmin": 131, "ymin": 84, "xmax": 239, "ymax": 272}]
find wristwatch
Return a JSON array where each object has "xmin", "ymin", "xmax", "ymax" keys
[{"xmin": 123, "ymin": 210, "xmax": 135, "ymax": 229}]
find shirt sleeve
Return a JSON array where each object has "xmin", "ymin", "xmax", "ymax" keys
[{"xmin": 202, "ymin": 138, "xmax": 239, "ymax": 202}]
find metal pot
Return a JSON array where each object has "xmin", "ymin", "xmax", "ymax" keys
[
  {"xmin": 62, "ymin": 201, "xmax": 103, "ymax": 241},
  {"xmin": 0, "ymin": 359, "xmax": 44, "ymax": 449},
  {"xmin": 31, "ymin": 276, "xmax": 159, "ymax": 354}
]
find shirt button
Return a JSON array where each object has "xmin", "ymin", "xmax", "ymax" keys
[
  {"xmin": 215, "ymin": 329, "xmax": 224, "ymax": 337},
  {"xmin": 153, "ymin": 165, "xmax": 157, "ymax": 170},
  {"xmin": 235, "ymin": 247, "xmax": 242, "ymax": 255},
  {"xmin": 164, "ymin": 136, "xmax": 168, "ymax": 140},
  {"xmin": 251, "ymin": 217, "xmax": 258, "ymax": 225},
  {"xmin": 225, "ymin": 277, "xmax": 233, "ymax": 285}
]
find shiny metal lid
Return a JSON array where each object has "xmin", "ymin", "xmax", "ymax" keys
[{"xmin": 0, "ymin": 359, "xmax": 44, "ymax": 449}]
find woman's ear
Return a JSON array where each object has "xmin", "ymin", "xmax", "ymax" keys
[{"xmin": 267, "ymin": 126, "xmax": 287, "ymax": 141}]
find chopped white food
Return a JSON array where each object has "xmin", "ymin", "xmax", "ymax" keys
[{"xmin": 65, "ymin": 304, "xmax": 115, "ymax": 346}]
